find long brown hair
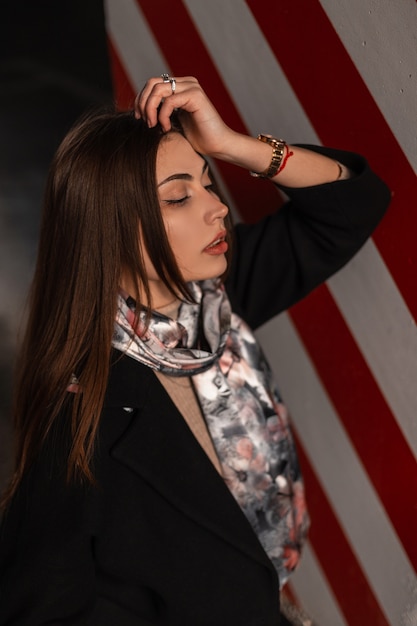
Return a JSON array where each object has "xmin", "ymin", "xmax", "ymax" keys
[{"xmin": 2, "ymin": 107, "xmax": 232, "ymax": 508}]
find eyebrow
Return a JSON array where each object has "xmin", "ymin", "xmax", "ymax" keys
[{"xmin": 157, "ymin": 160, "xmax": 209, "ymax": 188}]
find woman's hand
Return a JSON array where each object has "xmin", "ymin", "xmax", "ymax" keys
[{"xmin": 135, "ymin": 75, "xmax": 237, "ymax": 158}]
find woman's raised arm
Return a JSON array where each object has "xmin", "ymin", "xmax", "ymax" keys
[{"xmin": 135, "ymin": 75, "xmax": 345, "ymax": 188}]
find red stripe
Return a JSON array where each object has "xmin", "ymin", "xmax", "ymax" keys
[
  {"xmin": 107, "ymin": 37, "xmax": 136, "ymax": 110},
  {"xmin": 290, "ymin": 285, "xmax": 417, "ymax": 572},
  {"xmin": 247, "ymin": 0, "xmax": 417, "ymax": 321},
  {"xmin": 134, "ymin": 0, "xmax": 283, "ymax": 222},
  {"xmin": 294, "ymin": 431, "xmax": 390, "ymax": 626}
]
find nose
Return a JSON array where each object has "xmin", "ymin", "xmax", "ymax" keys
[{"xmin": 205, "ymin": 193, "xmax": 229, "ymax": 224}]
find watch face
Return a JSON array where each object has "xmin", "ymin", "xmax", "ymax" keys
[{"xmin": 258, "ymin": 134, "xmax": 285, "ymax": 148}]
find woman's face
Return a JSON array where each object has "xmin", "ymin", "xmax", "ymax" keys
[{"xmin": 155, "ymin": 132, "xmax": 229, "ymax": 283}]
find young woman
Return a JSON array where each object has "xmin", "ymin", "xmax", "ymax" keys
[{"xmin": 0, "ymin": 76, "xmax": 390, "ymax": 625}]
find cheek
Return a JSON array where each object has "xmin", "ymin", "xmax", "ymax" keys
[{"xmin": 164, "ymin": 216, "xmax": 199, "ymax": 263}]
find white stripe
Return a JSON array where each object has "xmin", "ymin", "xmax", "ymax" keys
[
  {"xmin": 290, "ymin": 542, "xmax": 348, "ymax": 626},
  {"xmin": 256, "ymin": 313, "xmax": 417, "ymax": 625},
  {"xmin": 329, "ymin": 240, "xmax": 417, "ymax": 460},
  {"xmin": 183, "ymin": 0, "xmax": 319, "ymax": 143},
  {"xmin": 319, "ymin": 0, "xmax": 417, "ymax": 174},
  {"xmin": 104, "ymin": 0, "xmax": 169, "ymax": 89}
]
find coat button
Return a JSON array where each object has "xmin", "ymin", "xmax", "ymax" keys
[{"xmin": 122, "ymin": 407, "xmax": 134, "ymax": 413}]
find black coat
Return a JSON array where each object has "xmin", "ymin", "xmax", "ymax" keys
[{"xmin": 0, "ymin": 147, "xmax": 390, "ymax": 625}]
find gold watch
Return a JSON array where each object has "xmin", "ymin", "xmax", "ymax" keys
[{"xmin": 250, "ymin": 134, "xmax": 286, "ymax": 179}]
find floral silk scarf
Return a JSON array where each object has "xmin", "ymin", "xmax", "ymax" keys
[{"xmin": 112, "ymin": 280, "xmax": 310, "ymax": 587}]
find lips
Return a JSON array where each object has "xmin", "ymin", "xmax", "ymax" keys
[
  {"xmin": 204, "ymin": 230, "xmax": 227, "ymax": 250},
  {"xmin": 204, "ymin": 230, "xmax": 228, "ymax": 256}
]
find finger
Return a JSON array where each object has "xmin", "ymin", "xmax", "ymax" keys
[
  {"xmin": 135, "ymin": 76, "xmax": 175, "ymax": 119},
  {"xmin": 155, "ymin": 96, "xmax": 180, "ymax": 132},
  {"xmin": 155, "ymin": 85, "xmax": 206, "ymax": 132},
  {"xmin": 143, "ymin": 83, "xmax": 198, "ymax": 129},
  {"xmin": 134, "ymin": 77, "xmax": 163, "ymax": 119},
  {"xmin": 143, "ymin": 83, "xmax": 178, "ymax": 129},
  {"xmin": 135, "ymin": 76, "xmax": 199, "ymax": 121}
]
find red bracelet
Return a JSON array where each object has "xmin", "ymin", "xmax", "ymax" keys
[{"xmin": 277, "ymin": 145, "xmax": 294, "ymax": 174}]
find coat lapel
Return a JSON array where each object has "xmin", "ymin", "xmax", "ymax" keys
[{"xmin": 104, "ymin": 351, "xmax": 275, "ymax": 574}]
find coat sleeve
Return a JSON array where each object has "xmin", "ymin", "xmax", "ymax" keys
[
  {"xmin": 225, "ymin": 145, "xmax": 391, "ymax": 329},
  {"xmin": 0, "ymin": 428, "xmax": 97, "ymax": 625}
]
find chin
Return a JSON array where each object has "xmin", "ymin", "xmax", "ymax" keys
[{"xmin": 184, "ymin": 260, "xmax": 228, "ymax": 283}]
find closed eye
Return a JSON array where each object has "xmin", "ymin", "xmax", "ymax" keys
[{"xmin": 164, "ymin": 195, "xmax": 190, "ymax": 206}]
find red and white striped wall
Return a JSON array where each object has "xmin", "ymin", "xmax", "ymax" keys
[{"xmin": 103, "ymin": 2, "xmax": 417, "ymax": 624}]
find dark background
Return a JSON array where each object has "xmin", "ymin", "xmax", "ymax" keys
[{"xmin": 0, "ymin": 0, "xmax": 113, "ymax": 488}]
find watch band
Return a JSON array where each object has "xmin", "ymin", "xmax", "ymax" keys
[{"xmin": 250, "ymin": 134, "xmax": 286, "ymax": 179}]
